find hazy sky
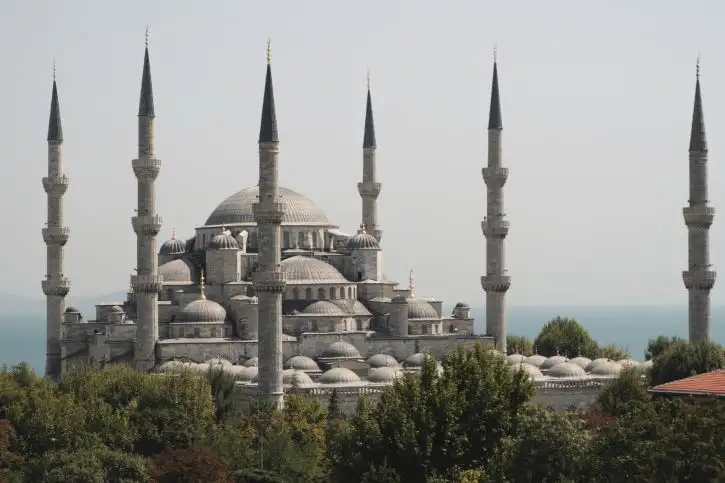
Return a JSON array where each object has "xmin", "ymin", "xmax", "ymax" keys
[{"xmin": 1, "ymin": 0, "xmax": 724, "ymax": 306}]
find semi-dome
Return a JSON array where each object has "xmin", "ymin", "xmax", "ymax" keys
[
  {"xmin": 403, "ymin": 352, "xmax": 433, "ymax": 368},
  {"xmin": 407, "ymin": 298, "xmax": 439, "ymax": 319},
  {"xmin": 548, "ymin": 362, "xmax": 587, "ymax": 378},
  {"xmin": 510, "ymin": 362, "xmax": 543, "ymax": 379},
  {"xmin": 159, "ymin": 258, "xmax": 195, "ymax": 283},
  {"xmin": 569, "ymin": 356, "xmax": 592, "ymax": 369},
  {"xmin": 505, "ymin": 354, "xmax": 526, "ymax": 365},
  {"xmin": 208, "ymin": 232, "xmax": 239, "ymax": 250},
  {"xmin": 346, "ymin": 228, "xmax": 380, "ymax": 250},
  {"xmin": 320, "ymin": 341, "xmax": 361, "ymax": 359},
  {"xmin": 318, "ymin": 367, "xmax": 361, "ymax": 385},
  {"xmin": 302, "ymin": 301, "xmax": 347, "ymax": 316},
  {"xmin": 541, "ymin": 355, "xmax": 569, "ymax": 370},
  {"xmin": 205, "ymin": 186, "xmax": 331, "ymax": 226},
  {"xmin": 524, "ymin": 354, "xmax": 547, "ymax": 367},
  {"xmin": 366, "ymin": 353, "xmax": 399, "ymax": 368},
  {"xmin": 244, "ymin": 356, "xmax": 258, "ymax": 367},
  {"xmin": 284, "ymin": 355, "xmax": 321, "ymax": 372},
  {"xmin": 368, "ymin": 366, "xmax": 404, "ymax": 383},
  {"xmin": 159, "ymin": 234, "xmax": 186, "ymax": 255},
  {"xmin": 584, "ymin": 358, "xmax": 611, "ymax": 372},
  {"xmin": 590, "ymin": 360, "xmax": 622, "ymax": 376},
  {"xmin": 177, "ymin": 297, "xmax": 227, "ymax": 323},
  {"xmin": 281, "ymin": 256, "xmax": 348, "ymax": 284}
]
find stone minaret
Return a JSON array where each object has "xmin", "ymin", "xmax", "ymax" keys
[
  {"xmin": 42, "ymin": 66, "xmax": 71, "ymax": 379},
  {"xmin": 131, "ymin": 34, "xmax": 163, "ymax": 371},
  {"xmin": 682, "ymin": 58, "xmax": 715, "ymax": 342},
  {"xmin": 252, "ymin": 42, "xmax": 286, "ymax": 409},
  {"xmin": 480, "ymin": 51, "xmax": 510, "ymax": 352},
  {"xmin": 357, "ymin": 71, "xmax": 382, "ymax": 242}
]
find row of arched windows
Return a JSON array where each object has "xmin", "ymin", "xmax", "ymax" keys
[{"xmin": 288, "ymin": 285, "xmax": 356, "ymax": 301}]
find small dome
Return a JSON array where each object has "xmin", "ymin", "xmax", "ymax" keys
[
  {"xmin": 407, "ymin": 298, "xmax": 439, "ymax": 319},
  {"xmin": 617, "ymin": 358, "xmax": 639, "ymax": 369},
  {"xmin": 159, "ymin": 258, "xmax": 195, "ymax": 283},
  {"xmin": 284, "ymin": 355, "xmax": 321, "ymax": 372},
  {"xmin": 368, "ymin": 366, "xmax": 404, "ymax": 383},
  {"xmin": 318, "ymin": 367, "xmax": 361, "ymax": 385},
  {"xmin": 188, "ymin": 362, "xmax": 211, "ymax": 373},
  {"xmin": 285, "ymin": 370, "xmax": 315, "ymax": 388},
  {"xmin": 158, "ymin": 360, "xmax": 187, "ymax": 372},
  {"xmin": 505, "ymin": 354, "xmax": 526, "ymax": 365},
  {"xmin": 321, "ymin": 341, "xmax": 361, "ymax": 359},
  {"xmin": 510, "ymin": 362, "xmax": 543, "ymax": 379},
  {"xmin": 391, "ymin": 294, "xmax": 408, "ymax": 304},
  {"xmin": 237, "ymin": 366, "xmax": 258, "ymax": 382},
  {"xmin": 584, "ymin": 358, "xmax": 612, "ymax": 372},
  {"xmin": 110, "ymin": 305, "xmax": 124, "ymax": 313},
  {"xmin": 487, "ymin": 349, "xmax": 506, "ymax": 359},
  {"xmin": 243, "ymin": 356, "xmax": 258, "ymax": 367},
  {"xmin": 403, "ymin": 352, "xmax": 433, "ymax": 369},
  {"xmin": 281, "ymin": 256, "xmax": 348, "ymax": 284},
  {"xmin": 569, "ymin": 356, "xmax": 592, "ymax": 369},
  {"xmin": 205, "ymin": 358, "xmax": 233, "ymax": 368},
  {"xmin": 177, "ymin": 298, "xmax": 227, "ymax": 323},
  {"xmin": 346, "ymin": 229, "xmax": 380, "ymax": 250},
  {"xmin": 366, "ymin": 353, "xmax": 399, "ymax": 368},
  {"xmin": 454, "ymin": 302, "xmax": 470, "ymax": 308},
  {"xmin": 590, "ymin": 361, "xmax": 622, "ymax": 376},
  {"xmin": 302, "ymin": 301, "xmax": 346, "ymax": 316},
  {"xmin": 638, "ymin": 359, "xmax": 654, "ymax": 373},
  {"xmin": 208, "ymin": 232, "xmax": 239, "ymax": 250},
  {"xmin": 160, "ymin": 234, "xmax": 186, "ymax": 256},
  {"xmin": 548, "ymin": 362, "xmax": 587, "ymax": 378},
  {"xmin": 65, "ymin": 306, "xmax": 80, "ymax": 313},
  {"xmin": 541, "ymin": 355, "xmax": 569, "ymax": 370},
  {"xmin": 524, "ymin": 354, "xmax": 547, "ymax": 367}
]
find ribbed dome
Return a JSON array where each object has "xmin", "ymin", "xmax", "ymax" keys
[
  {"xmin": 584, "ymin": 358, "xmax": 611, "ymax": 372},
  {"xmin": 206, "ymin": 358, "xmax": 233, "ymax": 367},
  {"xmin": 110, "ymin": 305, "xmax": 124, "ymax": 314},
  {"xmin": 541, "ymin": 355, "xmax": 569, "ymax": 370},
  {"xmin": 65, "ymin": 306, "xmax": 80, "ymax": 313},
  {"xmin": 177, "ymin": 297, "xmax": 227, "ymax": 323},
  {"xmin": 244, "ymin": 356, "xmax": 258, "ymax": 367},
  {"xmin": 284, "ymin": 355, "xmax": 321, "ymax": 372},
  {"xmin": 303, "ymin": 301, "xmax": 346, "ymax": 315},
  {"xmin": 205, "ymin": 186, "xmax": 330, "ymax": 226},
  {"xmin": 188, "ymin": 362, "xmax": 211, "ymax": 373},
  {"xmin": 403, "ymin": 352, "xmax": 433, "ymax": 368},
  {"xmin": 368, "ymin": 366, "xmax": 403, "ymax": 383},
  {"xmin": 590, "ymin": 361, "xmax": 622, "ymax": 376},
  {"xmin": 346, "ymin": 231, "xmax": 380, "ymax": 250},
  {"xmin": 510, "ymin": 362, "xmax": 543, "ymax": 379},
  {"xmin": 281, "ymin": 256, "xmax": 348, "ymax": 283},
  {"xmin": 237, "ymin": 366, "xmax": 258, "ymax": 382},
  {"xmin": 159, "ymin": 258, "xmax": 195, "ymax": 283},
  {"xmin": 330, "ymin": 299, "xmax": 372, "ymax": 316},
  {"xmin": 366, "ymin": 353, "xmax": 399, "ymax": 368},
  {"xmin": 638, "ymin": 359, "xmax": 654, "ymax": 373},
  {"xmin": 391, "ymin": 294, "xmax": 408, "ymax": 304},
  {"xmin": 318, "ymin": 367, "xmax": 361, "ymax": 385},
  {"xmin": 284, "ymin": 369, "xmax": 315, "ymax": 387},
  {"xmin": 617, "ymin": 358, "xmax": 639, "ymax": 369},
  {"xmin": 159, "ymin": 235, "xmax": 186, "ymax": 255},
  {"xmin": 320, "ymin": 341, "xmax": 361, "ymax": 359},
  {"xmin": 407, "ymin": 298, "xmax": 438, "ymax": 319},
  {"xmin": 158, "ymin": 360, "xmax": 187, "ymax": 372},
  {"xmin": 208, "ymin": 232, "xmax": 239, "ymax": 250},
  {"xmin": 548, "ymin": 362, "xmax": 587, "ymax": 378},
  {"xmin": 454, "ymin": 302, "xmax": 470, "ymax": 308},
  {"xmin": 523, "ymin": 355, "xmax": 547, "ymax": 367},
  {"xmin": 506, "ymin": 354, "xmax": 526, "ymax": 365},
  {"xmin": 569, "ymin": 356, "xmax": 592, "ymax": 369}
]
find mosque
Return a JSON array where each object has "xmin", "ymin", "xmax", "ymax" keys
[{"xmin": 42, "ymin": 37, "xmax": 709, "ymax": 411}]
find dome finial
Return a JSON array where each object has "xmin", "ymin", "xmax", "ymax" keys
[
  {"xmin": 696, "ymin": 53, "xmax": 701, "ymax": 78},
  {"xmin": 408, "ymin": 269, "xmax": 415, "ymax": 298},
  {"xmin": 493, "ymin": 42, "xmax": 498, "ymax": 63},
  {"xmin": 221, "ymin": 224, "xmax": 226, "ymax": 234},
  {"xmin": 145, "ymin": 25, "xmax": 150, "ymax": 47},
  {"xmin": 358, "ymin": 223, "xmax": 366, "ymax": 234},
  {"xmin": 266, "ymin": 38, "xmax": 272, "ymax": 65},
  {"xmin": 199, "ymin": 269, "xmax": 206, "ymax": 300},
  {"xmin": 367, "ymin": 68, "xmax": 371, "ymax": 91},
  {"xmin": 171, "ymin": 228, "xmax": 176, "ymax": 240},
  {"xmin": 52, "ymin": 59, "xmax": 56, "ymax": 81}
]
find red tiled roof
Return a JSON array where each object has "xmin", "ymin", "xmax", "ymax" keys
[{"xmin": 649, "ymin": 370, "xmax": 725, "ymax": 396}]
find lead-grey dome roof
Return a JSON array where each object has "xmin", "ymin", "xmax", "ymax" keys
[
  {"xmin": 523, "ymin": 354, "xmax": 547, "ymax": 367},
  {"xmin": 208, "ymin": 232, "xmax": 239, "ymax": 250},
  {"xmin": 569, "ymin": 356, "xmax": 592, "ymax": 369},
  {"xmin": 205, "ymin": 186, "xmax": 331, "ymax": 226},
  {"xmin": 346, "ymin": 231, "xmax": 380, "ymax": 250},
  {"xmin": 302, "ymin": 301, "xmax": 347, "ymax": 315},
  {"xmin": 407, "ymin": 298, "xmax": 439, "ymax": 319},
  {"xmin": 366, "ymin": 353, "xmax": 399, "ymax": 368},
  {"xmin": 320, "ymin": 341, "xmax": 361, "ymax": 359},
  {"xmin": 541, "ymin": 355, "xmax": 569, "ymax": 370},
  {"xmin": 319, "ymin": 367, "xmax": 361, "ymax": 385},
  {"xmin": 281, "ymin": 256, "xmax": 348, "ymax": 284},
  {"xmin": 159, "ymin": 235, "xmax": 186, "ymax": 255},
  {"xmin": 177, "ymin": 297, "xmax": 227, "ymax": 323},
  {"xmin": 548, "ymin": 362, "xmax": 587, "ymax": 378},
  {"xmin": 368, "ymin": 366, "xmax": 403, "ymax": 383},
  {"xmin": 284, "ymin": 355, "xmax": 321, "ymax": 372},
  {"xmin": 159, "ymin": 258, "xmax": 195, "ymax": 283}
]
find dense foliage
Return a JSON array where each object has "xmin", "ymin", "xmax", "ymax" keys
[
  {"xmin": 649, "ymin": 339, "xmax": 725, "ymax": 386},
  {"xmin": 530, "ymin": 316, "xmax": 628, "ymax": 359},
  {"xmin": 1, "ymin": 338, "xmax": 723, "ymax": 482}
]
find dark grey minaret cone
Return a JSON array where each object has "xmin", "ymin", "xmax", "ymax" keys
[
  {"xmin": 480, "ymin": 56, "xmax": 510, "ymax": 352},
  {"xmin": 682, "ymin": 61, "xmax": 715, "ymax": 342},
  {"xmin": 357, "ymin": 76, "xmax": 383, "ymax": 242},
  {"xmin": 42, "ymin": 76, "xmax": 71, "ymax": 379},
  {"xmin": 252, "ymin": 47, "xmax": 286, "ymax": 409},
  {"xmin": 131, "ymin": 43, "xmax": 163, "ymax": 371}
]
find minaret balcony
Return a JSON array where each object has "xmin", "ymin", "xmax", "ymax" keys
[
  {"xmin": 252, "ymin": 202, "xmax": 285, "ymax": 225},
  {"xmin": 683, "ymin": 206, "xmax": 715, "ymax": 228},
  {"xmin": 132, "ymin": 214, "xmax": 163, "ymax": 236},
  {"xmin": 42, "ymin": 226, "xmax": 70, "ymax": 246},
  {"xmin": 682, "ymin": 269, "xmax": 716, "ymax": 290},
  {"xmin": 42, "ymin": 277, "xmax": 71, "ymax": 297},
  {"xmin": 252, "ymin": 271, "xmax": 287, "ymax": 293},
  {"xmin": 481, "ymin": 219, "xmax": 509, "ymax": 238},
  {"xmin": 481, "ymin": 167, "xmax": 509, "ymax": 187},
  {"xmin": 131, "ymin": 274, "xmax": 164, "ymax": 293},
  {"xmin": 481, "ymin": 274, "xmax": 511, "ymax": 293},
  {"xmin": 42, "ymin": 175, "xmax": 69, "ymax": 196},
  {"xmin": 132, "ymin": 157, "xmax": 161, "ymax": 180},
  {"xmin": 357, "ymin": 182, "xmax": 382, "ymax": 198}
]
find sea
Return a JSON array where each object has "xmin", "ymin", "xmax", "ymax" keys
[{"xmin": 3, "ymin": 306, "xmax": 725, "ymax": 374}]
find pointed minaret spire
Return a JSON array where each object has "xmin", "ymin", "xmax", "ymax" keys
[
  {"xmin": 358, "ymin": 69, "xmax": 383, "ymax": 242},
  {"xmin": 689, "ymin": 55, "xmax": 706, "ymax": 153},
  {"xmin": 363, "ymin": 69, "xmax": 376, "ymax": 148},
  {"xmin": 47, "ymin": 63, "xmax": 63, "ymax": 141},
  {"xmin": 138, "ymin": 26, "xmax": 155, "ymax": 117},
  {"xmin": 488, "ymin": 45, "xmax": 502, "ymax": 130},
  {"xmin": 259, "ymin": 39, "xmax": 278, "ymax": 143}
]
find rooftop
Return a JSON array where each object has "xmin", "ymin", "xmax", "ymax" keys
[{"xmin": 649, "ymin": 370, "xmax": 725, "ymax": 396}]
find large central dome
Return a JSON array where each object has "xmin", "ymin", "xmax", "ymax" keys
[{"xmin": 205, "ymin": 186, "xmax": 331, "ymax": 226}]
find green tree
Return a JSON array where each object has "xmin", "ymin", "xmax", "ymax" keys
[
  {"xmin": 206, "ymin": 367, "xmax": 238, "ymax": 423},
  {"xmin": 645, "ymin": 335, "xmax": 685, "ymax": 361},
  {"xmin": 594, "ymin": 343, "xmax": 628, "ymax": 361},
  {"xmin": 534, "ymin": 317, "xmax": 598, "ymax": 358},
  {"xmin": 506, "ymin": 336, "xmax": 534, "ymax": 356},
  {"xmin": 650, "ymin": 340, "xmax": 725, "ymax": 386},
  {"xmin": 596, "ymin": 367, "xmax": 650, "ymax": 417},
  {"xmin": 150, "ymin": 447, "xmax": 233, "ymax": 483},
  {"xmin": 24, "ymin": 447, "xmax": 149, "ymax": 483}
]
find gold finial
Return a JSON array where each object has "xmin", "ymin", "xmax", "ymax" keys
[
  {"xmin": 221, "ymin": 224, "xmax": 226, "ymax": 234},
  {"xmin": 52, "ymin": 60, "xmax": 56, "ymax": 81},
  {"xmin": 367, "ymin": 69, "xmax": 371, "ymax": 91},
  {"xmin": 493, "ymin": 43, "xmax": 498, "ymax": 63},
  {"xmin": 358, "ymin": 223, "xmax": 366, "ymax": 234},
  {"xmin": 266, "ymin": 39, "xmax": 272, "ymax": 64},
  {"xmin": 145, "ymin": 25, "xmax": 150, "ymax": 47},
  {"xmin": 408, "ymin": 269, "xmax": 415, "ymax": 298},
  {"xmin": 199, "ymin": 269, "xmax": 206, "ymax": 300},
  {"xmin": 696, "ymin": 53, "xmax": 701, "ymax": 78},
  {"xmin": 171, "ymin": 228, "xmax": 176, "ymax": 240}
]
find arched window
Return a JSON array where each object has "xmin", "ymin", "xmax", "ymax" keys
[
  {"xmin": 193, "ymin": 328, "xmax": 201, "ymax": 338},
  {"xmin": 305, "ymin": 287, "xmax": 313, "ymax": 299},
  {"xmin": 348, "ymin": 287, "xmax": 353, "ymax": 299},
  {"xmin": 311, "ymin": 231, "xmax": 318, "ymax": 248},
  {"xmin": 318, "ymin": 287, "xmax": 326, "ymax": 299},
  {"xmin": 330, "ymin": 287, "xmax": 337, "ymax": 299},
  {"xmin": 292, "ymin": 287, "xmax": 299, "ymax": 300},
  {"xmin": 340, "ymin": 287, "xmax": 346, "ymax": 299},
  {"xmin": 283, "ymin": 231, "xmax": 291, "ymax": 249}
]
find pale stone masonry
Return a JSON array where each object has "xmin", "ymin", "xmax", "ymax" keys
[
  {"xmin": 358, "ymin": 74, "xmax": 383, "ymax": 243},
  {"xmin": 131, "ymin": 44, "xmax": 163, "ymax": 371},
  {"xmin": 42, "ymin": 75, "xmax": 71, "ymax": 379},
  {"xmin": 252, "ymin": 48, "xmax": 287, "ymax": 409},
  {"xmin": 481, "ymin": 57, "xmax": 510, "ymax": 352},
  {"xmin": 683, "ymin": 61, "xmax": 716, "ymax": 342}
]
